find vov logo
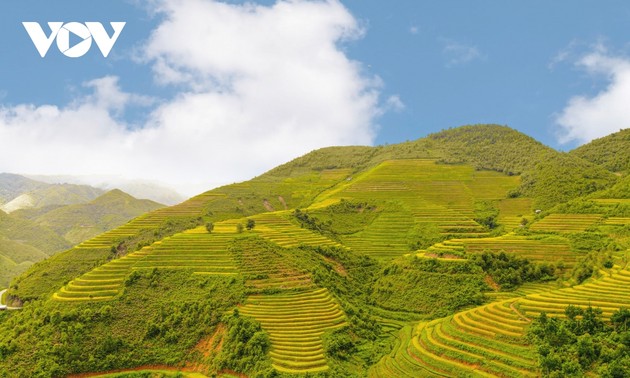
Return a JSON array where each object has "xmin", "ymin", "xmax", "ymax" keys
[{"xmin": 22, "ymin": 22, "xmax": 126, "ymax": 58}]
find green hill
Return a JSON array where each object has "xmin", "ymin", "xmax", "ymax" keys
[
  {"xmin": 0, "ymin": 183, "xmax": 103, "ymax": 213},
  {"xmin": 570, "ymin": 128, "xmax": 630, "ymax": 173},
  {"xmin": 0, "ymin": 124, "xmax": 628, "ymax": 378},
  {"xmin": 267, "ymin": 125, "xmax": 616, "ymax": 209},
  {"xmin": 0, "ymin": 190, "xmax": 164, "ymax": 288},
  {"xmin": 32, "ymin": 189, "xmax": 164, "ymax": 245}
]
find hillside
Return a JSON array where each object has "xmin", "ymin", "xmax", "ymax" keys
[
  {"xmin": 0, "ymin": 124, "xmax": 628, "ymax": 377},
  {"xmin": 571, "ymin": 128, "xmax": 630, "ymax": 173},
  {"xmin": 0, "ymin": 190, "xmax": 164, "ymax": 287},
  {"xmin": 266, "ymin": 125, "xmax": 616, "ymax": 209},
  {"xmin": 0, "ymin": 211, "xmax": 70, "ymax": 287},
  {"xmin": 0, "ymin": 173, "xmax": 47, "ymax": 204},
  {"xmin": 31, "ymin": 189, "xmax": 164, "ymax": 244}
]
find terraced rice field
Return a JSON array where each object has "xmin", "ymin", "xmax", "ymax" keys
[
  {"xmin": 239, "ymin": 288, "xmax": 347, "ymax": 373},
  {"xmin": 497, "ymin": 198, "xmax": 533, "ymax": 230},
  {"xmin": 54, "ymin": 232, "xmax": 237, "ymax": 301},
  {"xmin": 232, "ymin": 236, "xmax": 347, "ymax": 373},
  {"xmin": 251, "ymin": 212, "xmax": 342, "ymax": 249},
  {"xmin": 236, "ymin": 235, "xmax": 313, "ymax": 292},
  {"xmin": 467, "ymin": 171, "xmax": 520, "ymax": 201},
  {"xmin": 342, "ymin": 207, "xmax": 415, "ymax": 260},
  {"xmin": 419, "ymin": 234, "xmax": 577, "ymax": 268},
  {"xmin": 76, "ymin": 193, "xmax": 221, "ymax": 249},
  {"xmin": 605, "ymin": 217, "xmax": 630, "ymax": 225},
  {"xmin": 529, "ymin": 214, "xmax": 602, "ymax": 233},
  {"xmin": 317, "ymin": 160, "xmax": 517, "ymax": 256},
  {"xmin": 53, "ymin": 249, "xmax": 145, "ymax": 301},
  {"xmin": 517, "ymin": 269, "xmax": 630, "ymax": 319},
  {"xmin": 372, "ymin": 268, "xmax": 630, "ymax": 377},
  {"xmin": 372, "ymin": 300, "xmax": 536, "ymax": 377},
  {"xmin": 592, "ymin": 198, "xmax": 630, "ymax": 206},
  {"xmin": 460, "ymin": 235, "xmax": 577, "ymax": 267}
]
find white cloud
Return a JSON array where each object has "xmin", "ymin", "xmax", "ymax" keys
[
  {"xmin": 409, "ymin": 26, "xmax": 419, "ymax": 35},
  {"xmin": 385, "ymin": 95, "xmax": 405, "ymax": 112},
  {"xmin": 442, "ymin": 39, "xmax": 484, "ymax": 67},
  {"xmin": 555, "ymin": 48, "xmax": 630, "ymax": 145},
  {"xmin": 0, "ymin": 0, "xmax": 383, "ymax": 196}
]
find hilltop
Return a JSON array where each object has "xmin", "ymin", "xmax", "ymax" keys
[
  {"xmin": 26, "ymin": 189, "xmax": 163, "ymax": 245},
  {"xmin": 267, "ymin": 125, "xmax": 615, "ymax": 208},
  {"xmin": 0, "ymin": 174, "xmax": 104, "ymax": 213},
  {"xmin": 570, "ymin": 128, "xmax": 630, "ymax": 173},
  {"xmin": 0, "ymin": 124, "xmax": 628, "ymax": 378}
]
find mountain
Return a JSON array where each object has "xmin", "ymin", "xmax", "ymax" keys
[
  {"xmin": 0, "ymin": 173, "xmax": 48, "ymax": 204},
  {"xmin": 570, "ymin": 128, "xmax": 630, "ymax": 173},
  {"xmin": 0, "ymin": 190, "xmax": 164, "ymax": 287},
  {"xmin": 0, "ymin": 174, "xmax": 104, "ymax": 213},
  {"xmin": 267, "ymin": 124, "xmax": 616, "ymax": 209},
  {"xmin": 31, "ymin": 189, "xmax": 164, "ymax": 245},
  {"xmin": 1, "ymin": 124, "xmax": 628, "ymax": 378}
]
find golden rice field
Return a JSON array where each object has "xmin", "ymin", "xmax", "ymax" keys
[
  {"xmin": 371, "ymin": 267, "xmax": 630, "ymax": 377},
  {"xmin": 529, "ymin": 213, "xmax": 602, "ymax": 233}
]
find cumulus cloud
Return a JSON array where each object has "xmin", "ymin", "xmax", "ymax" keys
[
  {"xmin": 0, "ymin": 0, "xmax": 384, "ymax": 196},
  {"xmin": 555, "ymin": 48, "xmax": 630, "ymax": 145}
]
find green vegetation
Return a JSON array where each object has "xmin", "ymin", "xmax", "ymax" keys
[
  {"xmin": 571, "ymin": 128, "xmax": 630, "ymax": 173},
  {"xmin": 1, "ymin": 124, "xmax": 629, "ymax": 377},
  {"xmin": 528, "ymin": 305, "xmax": 630, "ymax": 377},
  {"xmin": 469, "ymin": 251, "xmax": 559, "ymax": 290},
  {"xmin": 0, "ymin": 189, "xmax": 163, "ymax": 288},
  {"xmin": 0, "ymin": 271, "xmax": 246, "ymax": 377},
  {"xmin": 27, "ymin": 189, "xmax": 163, "ymax": 245},
  {"xmin": 373, "ymin": 257, "xmax": 487, "ymax": 317}
]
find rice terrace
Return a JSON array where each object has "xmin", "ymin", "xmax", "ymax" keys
[{"xmin": 1, "ymin": 125, "xmax": 630, "ymax": 377}]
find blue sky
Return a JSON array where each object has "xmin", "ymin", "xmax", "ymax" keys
[{"xmin": 0, "ymin": 0, "xmax": 629, "ymax": 196}]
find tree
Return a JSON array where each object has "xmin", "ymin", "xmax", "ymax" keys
[
  {"xmin": 205, "ymin": 222, "xmax": 214, "ymax": 233},
  {"xmin": 246, "ymin": 219, "xmax": 256, "ymax": 230}
]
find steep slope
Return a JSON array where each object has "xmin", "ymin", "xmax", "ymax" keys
[
  {"xmin": 421, "ymin": 125, "xmax": 617, "ymax": 209},
  {"xmin": 570, "ymin": 128, "xmax": 630, "ymax": 173},
  {"xmin": 267, "ymin": 125, "xmax": 616, "ymax": 209},
  {"xmin": 32, "ymin": 189, "xmax": 164, "ymax": 244},
  {"xmin": 0, "ymin": 190, "xmax": 164, "ymax": 288}
]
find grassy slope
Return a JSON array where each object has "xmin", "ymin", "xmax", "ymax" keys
[
  {"xmin": 267, "ymin": 125, "xmax": 616, "ymax": 209},
  {"xmin": 33, "ymin": 189, "xmax": 164, "ymax": 244},
  {"xmin": 0, "ymin": 210, "xmax": 71, "ymax": 254},
  {"xmin": 570, "ymin": 128, "xmax": 630, "ymax": 173},
  {"xmin": 0, "ymin": 191, "xmax": 164, "ymax": 289}
]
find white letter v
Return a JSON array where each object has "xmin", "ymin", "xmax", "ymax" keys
[{"xmin": 23, "ymin": 22, "xmax": 63, "ymax": 57}]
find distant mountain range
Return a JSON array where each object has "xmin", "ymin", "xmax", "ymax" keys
[
  {"xmin": 0, "ymin": 174, "xmax": 164, "ymax": 286},
  {"xmin": 25, "ymin": 174, "xmax": 185, "ymax": 205}
]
